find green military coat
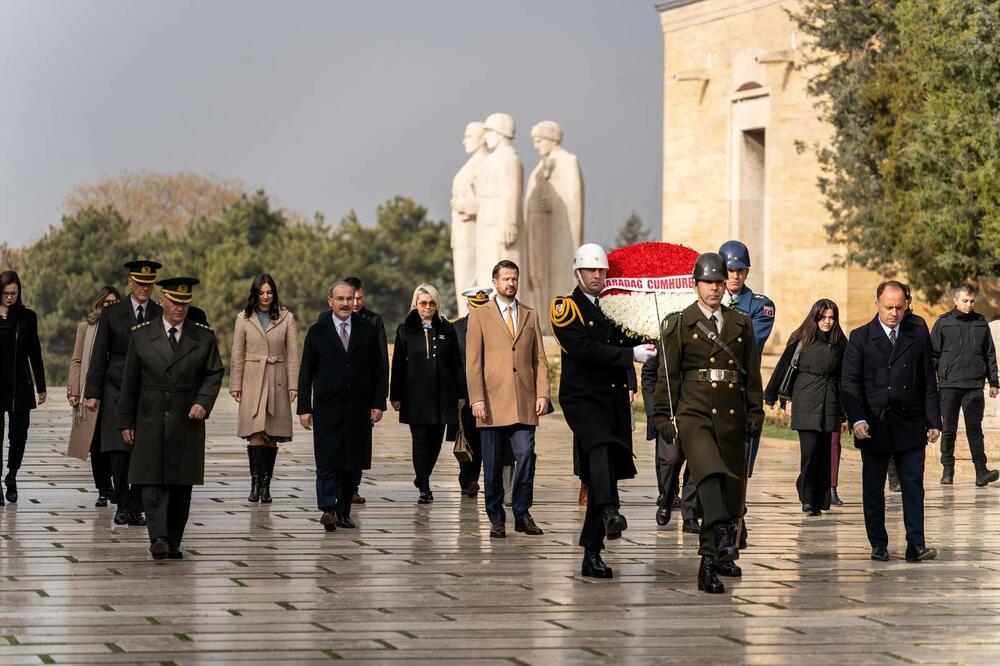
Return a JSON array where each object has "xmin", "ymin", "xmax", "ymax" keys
[
  {"xmin": 118, "ymin": 317, "xmax": 224, "ymax": 485},
  {"xmin": 652, "ymin": 302, "xmax": 764, "ymax": 515}
]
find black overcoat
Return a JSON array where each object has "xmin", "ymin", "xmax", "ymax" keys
[
  {"xmin": 389, "ymin": 310, "xmax": 466, "ymax": 426},
  {"xmin": 840, "ymin": 316, "xmax": 943, "ymax": 453},
  {"xmin": 298, "ymin": 313, "xmax": 387, "ymax": 471},
  {"xmin": 552, "ymin": 288, "xmax": 641, "ymax": 482},
  {"xmin": 85, "ymin": 298, "xmax": 162, "ymax": 453},
  {"xmin": 652, "ymin": 303, "xmax": 764, "ymax": 515},
  {"xmin": 118, "ymin": 318, "xmax": 224, "ymax": 485},
  {"xmin": 0, "ymin": 307, "xmax": 46, "ymax": 411},
  {"xmin": 764, "ymin": 336, "xmax": 846, "ymax": 432}
]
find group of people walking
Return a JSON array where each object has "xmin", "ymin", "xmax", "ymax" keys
[{"xmin": 1, "ymin": 237, "xmax": 998, "ymax": 590}]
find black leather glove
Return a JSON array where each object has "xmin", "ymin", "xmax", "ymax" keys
[
  {"xmin": 747, "ymin": 420, "xmax": 762, "ymax": 438},
  {"xmin": 659, "ymin": 420, "xmax": 677, "ymax": 444}
]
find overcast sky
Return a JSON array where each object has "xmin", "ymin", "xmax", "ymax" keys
[{"xmin": 0, "ymin": 0, "xmax": 663, "ymax": 248}]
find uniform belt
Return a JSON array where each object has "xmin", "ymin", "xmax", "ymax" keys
[
  {"xmin": 246, "ymin": 354, "xmax": 284, "ymax": 364},
  {"xmin": 682, "ymin": 369, "xmax": 740, "ymax": 383}
]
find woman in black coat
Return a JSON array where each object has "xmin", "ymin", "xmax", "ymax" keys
[
  {"xmin": 390, "ymin": 284, "xmax": 466, "ymax": 504},
  {"xmin": 764, "ymin": 299, "xmax": 846, "ymax": 515},
  {"xmin": 0, "ymin": 271, "xmax": 46, "ymax": 505}
]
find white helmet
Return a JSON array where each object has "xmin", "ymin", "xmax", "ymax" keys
[
  {"xmin": 484, "ymin": 112, "xmax": 516, "ymax": 139},
  {"xmin": 573, "ymin": 243, "xmax": 609, "ymax": 270}
]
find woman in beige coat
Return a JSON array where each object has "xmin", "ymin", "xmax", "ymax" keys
[
  {"xmin": 230, "ymin": 274, "xmax": 300, "ymax": 504},
  {"xmin": 67, "ymin": 286, "xmax": 121, "ymax": 507}
]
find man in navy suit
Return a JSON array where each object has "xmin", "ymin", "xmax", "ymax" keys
[{"xmin": 841, "ymin": 280, "xmax": 942, "ymax": 563}]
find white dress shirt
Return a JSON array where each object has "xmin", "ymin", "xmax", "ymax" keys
[
  {"xmin": 332, "ymin": 312, "xmax": 351, "ymax": 337},
  {"xmin": 162, "ymin": 318, "xmax": 184, "ymax": 339},
  {"xmin": 697, "ymin": 302, "xmax": 723, "ymax": 333},
  {"xmin": 496, "ymin": 297, "xmax": 518, "ymax": 332}
]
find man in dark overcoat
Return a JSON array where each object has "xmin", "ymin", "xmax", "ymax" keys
[
  {"xmin": 119, "ymin": 277, "xmax": 223, "ymax": 560},
  {"xmin": 446, "ymin": 287, "xmax": 493, "ymax": 497},
  {"xmin": 299, "ymin": 281, "xmax": 386, "ymax": 532},
  {"xmin": 653, "ymin": 253, "xmax": 764, "ymax": 594},
  {"xmin": 551, "ymin": 243, "xmax": 654, "ymax": 579},
  {"xmin": 841, "ymin": 280, "xmax": 941, "ymax": 563},
  {"xmin": 85, "ymin": 260, "xmax": 163, "ymax": 526}
]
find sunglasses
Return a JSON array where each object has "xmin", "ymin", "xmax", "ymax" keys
[{"xmin": 1, "ymin": 292, "xmax": 18, "ymax": 299}]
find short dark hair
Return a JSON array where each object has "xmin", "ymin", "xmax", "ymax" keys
[
  {"xmin": 876, "ymin": 280, "xmax": 906, "ymax": 300},
  {"xmin": 0, "ymin": 271, "xmax": 23, "ymax": 308},
  {"xmin": 954, "ymin": 283, "xmax": 977, "ymax": 298},
  {"xmin": 344, "ymin": 277, "xmax": 363, "ymax": 291},
  {"xmin": 492, "ymin": 260, "xmax": 519, "ymax": 279}
]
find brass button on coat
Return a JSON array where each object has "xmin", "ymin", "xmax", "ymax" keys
[{"xmin": 711, "ymin": 408, "xmax": 718, "ymax": 415}]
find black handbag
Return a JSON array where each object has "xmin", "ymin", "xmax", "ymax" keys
[{"xmin": 777, "ymin": 342, "xmax": 804, "ymax": 400}]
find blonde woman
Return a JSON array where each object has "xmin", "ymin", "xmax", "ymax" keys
[
  {"xmin": 389, "ymin": 284, "xmax": 466, "ymax": 503},
  {"xmin": 230, "ymin": 274, "xmax": 300, "ymax": 503},
  {"xmin": 67, "ymin": 286, "xmax": 121, "ymax": 507}
]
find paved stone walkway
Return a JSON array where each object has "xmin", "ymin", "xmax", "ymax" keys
[{"xmin": 1, "ymin": 401, "xmax": 999, "ymax": 665}]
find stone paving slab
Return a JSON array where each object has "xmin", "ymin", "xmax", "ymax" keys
[{"xmin": 1, "ymin": 400, "xmax": 1000, "ymax": 663}]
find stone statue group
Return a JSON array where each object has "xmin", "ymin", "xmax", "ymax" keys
[{"xmin": 450, "ymin": 113, "xmax": 584, "ymax": 320}]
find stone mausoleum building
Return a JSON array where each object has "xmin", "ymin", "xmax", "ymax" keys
[{"xmin": 657, "ymin": 0, "xmax": 882, "ymax": 351}]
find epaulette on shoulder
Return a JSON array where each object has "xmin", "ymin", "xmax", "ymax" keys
[
  {"xmin": 130, "ymin": 321, "xmax": 151, "ymax": 332},
  {"xmin": 192, "ymin": 321, "xmax": 213, "ymax": 332},
  {"xmin": 661, "ymin": 311, "xmax": 682, "ymax": 335},
  {"xmin": 550, "ymin": 295, "xmax": 582, "ymax": 329}
]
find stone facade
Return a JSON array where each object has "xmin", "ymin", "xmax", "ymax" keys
[{"xmin": 657, "ymin": 0, "xmax": 882, "ymax": 350}]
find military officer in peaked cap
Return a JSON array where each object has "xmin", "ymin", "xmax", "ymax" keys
[
  {"xmin": 653, "ymin": 252, "xmax": 764, "ymax": 593},
  {"xmin": 119, "ymin": 277, "xmax": 224, "ymax": 560},
  {"xmin": 446, "ymin": 287, "xmax": 494, "ymax": 497},
  {"xmin": 85, "ymin": 259, "xmax": 163, "ymax": 526},
  {"xmin": 552, "ymin": 243, "xmax": 656, "ymax": 579}
]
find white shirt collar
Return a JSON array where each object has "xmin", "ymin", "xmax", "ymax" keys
[
  {"xmin": 163, "ymin": 318, "xmax": 183, "ymax": 337},
  {"xmin": 332, "ymin": 312, "xmax": 351, "ymax": 328},
  {"xmin": 878, "ymin": 319, "xmax": 898, "ymax": 338},
  {"xmin": 697, "ymin": 302, "xmax": 723, "ymax": 332},
  {"xmin": 583, "ymin": 292, "xmax": 597, "ymax": 305},
  {"xmin": 130, "ymin": 295, "xmax": 147, "ymax": 314}
]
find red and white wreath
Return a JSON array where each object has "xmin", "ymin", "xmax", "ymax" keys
[{"xmin": 599, "ymin": 241, "xmax": 700, "ymax": 340}]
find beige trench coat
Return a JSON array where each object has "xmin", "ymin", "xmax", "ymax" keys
[
  {"xmin": 465, "ymin": 298, "xmax": 550, "ymax": 427},
  {"xmin": 66, "ymin": 321, "xmax": 98, "ymax": 459},
  {"xmin": 229, "ymin": 308, "xmax": 300, "ymax": 440}
]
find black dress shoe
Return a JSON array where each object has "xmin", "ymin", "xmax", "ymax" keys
[
  {"xmin": 829, "ymin": 488, "xmax": 844, "ymax": 506},
  {"xmin": 713, "ymin": 521, "xmax": 738, "ymax": 563},
  {"xmin": 655, "ymin": 506, "xmax": 671, "ymax": 526},
  {"xmin": 336, "ymin": 514, "xmax": 356, "ymax": 529},
  {"xmin": 417, "ymin": 492, "xmax": 433, "ymax": 504},
  {"xmin": 870, "ymin": 546, "xmax": 890, "ymax": 561},
  {"xmin": 515, "ymin": 513, "xmax": 544, "ymax": 535},
  {"xmin": 128, "ymin": 512, "xmax": 146, "ymax": 527},
  {"xmin": 113, "ymin": 508, "xmax": 130, "ymax": 525},
  {"xmin": 716, "ymin": 560, "xmax": 742, "ymax": 577},
  {"xmin": 601, "ymin": 506, "xmax": 627, "ymax": 539},
  {"xmin": 320, "ymin": 511, "xmax": 337, "ymax": 532},
  {"xmin": 682, "ymin": 519, "xmax": 701, "ymax": 534},
  {"xmin": 802, "ymin": 503, "xmax": 814, "ymax": 514},
  {"xmin": 698, "ymin": 556, "xmax": 725, "ymax": 593},
  {"xmin": 352, "ymin": 492, "xmax": 366, "ymax": 504},
  {"xmin": 95, "ymin": 495, "xmax": 109, "ymax": 508},
  {"xmin": 5, "ymin": 482, "xmax": 17, "ymax": 504},
  {"xmin": 941, "ymin": 465, "xmax": 955, "ymax": 485},
  {"xmin": 490, "ymin": 522, "xmax": 506, "ymax": 539},
  {"xmin": 462, "ymin": 482, "xmax": 479, "ymax": 498},
  {"xmin": 905, "ymin": 545, "xmax": 937, "ymax": 562},
  {"xmin": 581, "ymin": 550, "xmax": 613, "ymax": 578},
  {"xmin": 167, "ymin": 548, "xmax": 183, "ymax": 560},
  {"xmin": 149, "ymin": 538, "xmax": 169, "ymax": 560},
  {"xmin": 807, "ymin": 507, "xmax": 821, "ymax": 517}
]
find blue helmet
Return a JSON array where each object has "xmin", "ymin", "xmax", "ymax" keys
[{"xmin": 718, "ymin": 240, "xmax": 751, "ymax": 270}]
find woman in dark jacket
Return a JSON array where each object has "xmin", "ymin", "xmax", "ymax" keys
[
  {"xmin": 764, "ymin": 299, "xmax": 846, "ymax": 515},
  {"xmin": 390, "ymin": 284, "xmax": 466, "ymax": 504},
  {"xmin": 0, "ymin": 271, "xmax": 46, "ymax": 505}
]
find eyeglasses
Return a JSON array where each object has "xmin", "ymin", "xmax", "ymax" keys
[
  {"xmin": 103, "ymin": 299, "xmax": 118, "ymax": 308},
  {"xmin": 1, "ymin": 291, "xmax": 17, "ymax": 299}
]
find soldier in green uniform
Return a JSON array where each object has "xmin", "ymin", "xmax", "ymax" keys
[
  {"xmin": 653, "ymin": 253, "xmax": 764, "ymax": 593},
  {"xmin": 119, "ymin": 277, "xmax": 224, "ymax": 561}
]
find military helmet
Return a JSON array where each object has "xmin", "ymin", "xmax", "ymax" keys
[
  {"xmin": 693, "ymin": 252, "xmax": 727, "ymax": 282},
  {"xmin": 483, "ymin": 112, "xmax": 516, "ymax": 139},
  {"xmin": 573, "ymin": 243, "xmax": 609, "ymax": 270},
  {"xmin": 718, "ymin": 240, "xmax": 751, "ymax": 270}
]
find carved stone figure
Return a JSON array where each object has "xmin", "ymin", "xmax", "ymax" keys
[
  {"xmin": 474, "ymin": 112, "xmax": 524, "ymax": 289},
  {"xmin": 451, "ymin": 121, "xmax": 488, "ymax": 315},
  {"xmin": 525, "ymin": 120, "xmax": 584, "ymax": 317}
]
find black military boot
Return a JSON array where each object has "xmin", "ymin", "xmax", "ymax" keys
[
  {"xmin": 714, "ymin": 521, "xmax": 738, "ymax": 563},
  {"xmin": 581, "ymin": 551, "xmax": 613, "ymax": 578},
  {"xmin": 601, "ymin": 506, "xmax": 627, "ymax": 539},
  {"xmin": 941, "ymin": 465, "xmax": 954, "ymax": 485},
  {"xmin": 4, "ymin": 472, "xmax": 18, "ymax": 504},
  {"xmin": 247, "ymin": 447, "xmax": 260, "ymax": 503},
  {"xmin": 697, "ymin": 555, "xmax": 725, "ymax": 593},
  {"xmin": 975, "ymin": 461, "xmax": 999, "ymax": 487},
  {"xmin": 259, "ymin": 447, "xmax": 276, "ymax": 503}
]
